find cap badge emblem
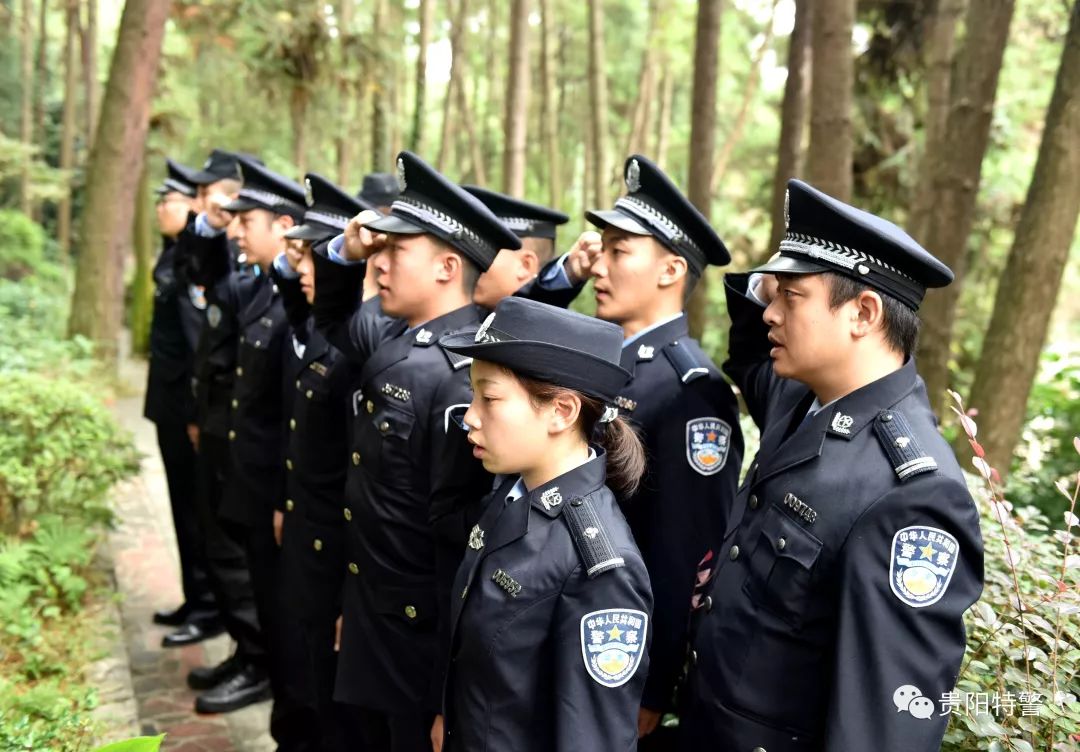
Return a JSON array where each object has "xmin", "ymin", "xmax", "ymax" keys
[
  {"xmin": 626, "ymin": 159, "xmax": 642, "ymax": 192},
  {"xmin": 396, "ymin": 157, "xmax": 407, "ymax": 191}
]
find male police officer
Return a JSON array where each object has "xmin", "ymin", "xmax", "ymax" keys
[
  {"xmin": 312, "ymin": 152, "xmax": 518, "ymax": 751},
  {"xmin": 681, "ymin": 180, "xmax": 984, "ymax": 751},
  {"xmin": 145, "ymin": 159, "xmax": 218, "ymax": 631}
]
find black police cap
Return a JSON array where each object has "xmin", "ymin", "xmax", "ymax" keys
[
  {"xmin": 189, "ymin": 149, "xmax": 246, "ymax": 185},
  {"xmin": 585, "ymin": 154, "xmax": 730, "ymax": 274},
  {"xmin": 155, "ymin": 158, "xmax": 197, "ymax": 198},
  {"xmin": 462, "ymin": 186, "xmax": 569, "ymax": 241},
  {"xmin": 357, "ymin": 172, "xmax": 399, "ymax": 210},
  {"xmin": 753, "ymin": 179, "xmax": 954, "ymax": 310},
  {"xmin": 222, "ymin": 157, "xmax": 306, "ymax": 222},
  {"xmin": 285, "ymin": 173, "xmax": 364, "ymax": 242},
  {"xmin": 365, "ymin": 152, "xmax": 521, "ymax": 272},
  {"xmin": 440, "ymin": 296, "xmax": 631, "ymax": 405}
]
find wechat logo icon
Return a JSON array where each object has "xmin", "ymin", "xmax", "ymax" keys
[{"xmin": 894, "ymin": 685, "xmax": 935, "ymax": 720}]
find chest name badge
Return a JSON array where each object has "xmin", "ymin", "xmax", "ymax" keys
[
  {"xmin": 580, "ymin": 608, "xmax": 648, "ymax": 688},
  {"xmin": 783, "ymin": 492, "xmax": 818, "ymax": 524},
  {"xmin": 491, "ymin": 568, "xmax": 521, "ymax": 598},
  {"xmin": 381, "ymin": 383, "xmax": 411, "ymax": 403},
  {"xmin": 614, "ymin": 396, "xmax": 637, "ymax": 413},
  {"xmin": 309, "ymin": 362, "xmax": 328, "ymax": 377},
  {"xmin": 686, "ymin": 417, "xmax": 732, "ymax": 476},
  {"xmin": 890, "ymin": 525, "xmax": 959, "ymax": 608}
]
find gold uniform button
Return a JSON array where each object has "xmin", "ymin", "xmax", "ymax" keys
[
  {"xmin": 285, "ymin": 499, "xmax": 294, "ymax": 512},
  {"xmin": 255, "ymin": 340, "xmax": 262, "ymax": 347},
  {"xmin": 313, "ymin": 538, "xmax": 323, "ymax": 551},
  {"xmin": 228, "ymin": 430, "xmax": 236, "ymax": 441},
  {"xmin": 286, "ymin": 459, "xmax": 293, "ymax": 471},
  {"xmin": 236, "ymin": 366, "xmax": 243, "ymax": 376},
  {"xmin": 729, "ymin": 545, "xmax": 740, "ymax": 561},
  {"xmin": 348, "ymin": 562, "xmax": 359, "ymax": 575},
  {"xmin": 289, "ymin": 418, "xmax": 296, "ymax": 431},
  {"xmin": 240, "ymin": 335, "xmax": 245, "ymax": 344},
  {"xmin": 366, "ymin": 400, "xmax": 374, "ymax": 414},
  {"xmin": 295, "ymin": 379, "xmax": 302, "ymax": 390},
  {"xmin": 777, "ymin": 537, "xmax": 787, "ymax": 551},
  {"xmin": 404, "ymin": 605, "xmax": 417, "ymax": 620},
  {"xmin": 306, "ymin": 389, "xmax": 313, "ymax": 399},
  {"xmin": 753, "ymin": 748, "xmax": 768, "ymax": 752},
  {"xmin": 379, "ymin": 420, "xmax": 390, "ymax": 433},
  {"xmin": 748, "ymin": 494, "xmax": 759, "ymax": 510},
  {"xmin": 231, "ymin": 398, "xmax": 239, "ymax": 409},
  {"xmin": 343, "ymin": 508, "xmax": 352, "ymax": 521},
  {"xmin": 351, "ymin": 452, "xmax": 361, "ymax": 466}
]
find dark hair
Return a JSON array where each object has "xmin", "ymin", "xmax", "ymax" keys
[
  {"xmin": 459, "ymin": 256, "xmax": 480, "ymax": 293},
  {"xmin": 681, "ymin": 267, "xmax": 701, "ymax": 307},
  {"xmin": 521, "ymin": 236, "xmax": 556, "ymax": 264},
  {"xmin": 823, "ymin": 272, "xmax": 921, "ymax": 358},
  {"xmin": 514, "ymin": 373, "xmax": 646, "ymax": 497}
]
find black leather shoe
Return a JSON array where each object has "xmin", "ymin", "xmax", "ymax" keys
[
  {"xmin": 161, "ymin": 618, "xmax": 225, "ymax": 648},
  {"xmin": 152, "ymin": 603, "xmax": 192, "ymax": 626},
  {"xmin": 194, "ymin": 665, "xmax": 271, "ymax": 714},
  {"xmin": 187, "ymin": 653, "xmax": 242, "ymax": 690}
]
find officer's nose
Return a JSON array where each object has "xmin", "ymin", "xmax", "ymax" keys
[
  {"xmin": 763, "ymin": 297, "xmax": 782, "ymax": 328},
  {"xmin": 462, "ymin": 403, "xmax": 480, "ymax": 433}
]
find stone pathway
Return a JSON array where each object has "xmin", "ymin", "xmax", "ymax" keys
[{"xmin": 105, "ymin": 358, "xmax": 273, "ymax": 752}]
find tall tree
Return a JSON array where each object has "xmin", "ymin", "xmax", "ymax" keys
[
  {"xmin": 766, "ymin": 0, "xmax": 813, "ymax": 259},
  {"xmin": 68, "ymin": 0, "xmax": 170, "ymax": 363},
  {"xmin": 914, "ymin": 0, "xmax": 1015, "ymax": 413},
  {"xmin": 805, "ymin": 0, "xmax": 854, "ymax": 201},
  {"xmin": 906, "ymin": 0, "xmax": 966, "ymax": 244},
  {"xmin": 966, "ymin": 1, "xmax": 1080, "ymax": 475},
  {"xmin": 370, "ymin": 0, "xmax": 390, "ymax": 171},
  {"xmin": 686, "ymin": 0, "xmax": 722, "ymax": 339},
  {"xmin": 587, "ymin": 0, "xmax": 609, "ymax": 206},
  {"xmin": 80, "ymin": 0, "xmax": 98, "ymax": 145},
  {"xmin": 336, "ymin": 0, "xmax": 356, "ymax": 187},
  {"xmin": 654, "ymin": 60, "xmax": 674, "ymax": 167},
  {"xmin": 438, "ymin": 0, "xmax": 468, "ymax": 172},
  {"xmin": 19, "ymin": 0, "xmax": 33, "ymax": 215},
  {"xmin": 502, "ymin": 0, "xmax": 530, "ymax": 197},
  {"xmin": 130, "ymin": 159, "xmax": 155, "ymax": 355},
  {"xmin": 33, "ymin": 0, "xmax": 48, "ymax": 170},
  {"xmin": 58, "ymin": 0, "xmax": 79, "ymax": 256},
  {"xmin": 539, "ymin": 0, "xmax": 560, "ymax": 207},
  {"xmin": 410, "ymin": 0, "xmax": 433, "ymax": 153},
  {"xmin": 624, "ymin": 0, "xmax": 662, "ymax": 159}
]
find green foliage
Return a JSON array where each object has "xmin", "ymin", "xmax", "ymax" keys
[
  {"xmin": 0, "ymin": 208, "xmax": 57, "ymax": 283},
  {"xmin": 92, "ymin": 735, "xmax": 167, "ymax": 752},
  {"xmin": 0, "ymin": 680, "xmax": 99, "ymax": 752}
]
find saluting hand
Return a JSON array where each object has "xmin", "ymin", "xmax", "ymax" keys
[
  {"xmin": 204, "ymin": 192, "xmax": 235, "ymax": 231},
  {"xmin": 284, "ymin": 240, "xmax": 304, "ymax": 271},
  {"xmin": 564, "ymin": 231, "xmax": 602, "ymax": 284},
  {"xmin": 343, "ymin": 209, "xmax": 388, "ymax": 262}
]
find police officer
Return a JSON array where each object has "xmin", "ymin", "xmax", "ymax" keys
[
  {"xmin": 268, "ymin": 173, "xmax": 372, "ymax": 752},
  {"xmin": 312, "ymin": 152, "xmax": 518, "ymax": 751},
  {"xmin": 437, "ymin": 296, "xmax": 653, "ymax": 752},
  {"xmin": 681, "ymin": 179, "xmax": 984, "ymax": 751},
  {"xmin": 548, "ymin": 154, "xmax": 743, "ymax": 740},
  {"xmin": 461, "ymin": 186, "xmax": 582, "ymax": 310},
  {"xmin": 145, "ymin": 159, "xmax": 218, "ymax": 631}
]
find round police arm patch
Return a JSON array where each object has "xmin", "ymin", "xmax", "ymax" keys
[
  {"xmin": 686, "ymin": 417, "xmax": 732, "ymax": 476},
  {"xmin": 580, "ymin": 608, "xmax": 648, "ymax": 687},
  {"xmin": 890, "ymin": 525, "xmax": 959, "ymax": 608}
]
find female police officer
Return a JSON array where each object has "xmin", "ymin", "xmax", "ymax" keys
[{"xmin": 434, "ymin": 296, "xmax": 653, "ymax": 752}]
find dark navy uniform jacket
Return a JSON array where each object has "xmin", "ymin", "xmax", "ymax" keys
[
  {"xmin": 311, "ymin": 252, "xmax": 491, "ymax": 715},
  {"xmin": 614, "ymin": 314, "xmax": 742, "ymax": 711},
  {"xmin": 443, "ymin": 453, "xmax": 652, "ymax": 752},
  {"xmin": 144, "ymin": 235, "xmax": 204, "ymax": 426},
  {"xmin": 682, "ymin": 275, "xmax": 984, "ymax": 751}
]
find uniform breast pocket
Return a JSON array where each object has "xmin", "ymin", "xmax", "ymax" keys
[
  {"xmin": 369, "ymin": 403, "xmax": 416, "ymax": 486},
  {"xmin": 743, "ymin": 505, "xmax": 822, "ymax": 629}
]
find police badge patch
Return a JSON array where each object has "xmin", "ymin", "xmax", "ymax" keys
[
  {"xmin": 890, "ymin": 525, "xmax": 959, "ymax": 608},
  {"xmin": 188, "ymin": 284, "xmax": 207, "ymax": 311},
  {"xmin": 580, "ymin": 608, "xmax": 648, "ymax": 688},
  {"xmin": 207, "ymin": 303, "xmax": 222, "ymax": 329},
  {"xmin": 686, "ymin": 418, "xmax": 731, "ymax": 476}
]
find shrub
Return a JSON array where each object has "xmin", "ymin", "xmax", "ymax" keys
[{"xmin": 0, "ymin": 209, "xmax": 62, "ymax": 285}]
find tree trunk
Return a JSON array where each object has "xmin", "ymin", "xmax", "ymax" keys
[
  {"xmin": 624, "ymin": 0, "xmax": 661, "ymax": 159},
  {"xmin": 765, "ymin": 0, "xmax": 813, "ymax": 259},
  {"xmin": 502, "ymin": 0, "xmax": 530, "ymax": 197},
  {"xmin": 457, "ymin": 56, "xmax": 487, "ymax": 186},
  {"xmin": 81, "ymin": 0, "xmax": 99, "ymax": 146},
  {"xmin": 291, "ymin": 84, "xmax": 309, "ymax": 173},
  {"xmin": 685, "ymin": 0, "xmax": 722, "ymax": 340},
  {"xmin": 586, "ymin": 0, "xmax": 609, "ymax": 207},
  {"xmin": 965, "ymin": 1, "xmax": 1080, "ymax": 477},
  {"xmin": 370, "ymin": 0, "xmax": 390, "ymax": 171},
  {"xmin": 711, "ymin": 0, "xmax": 777, "ymax": 193},
  {"xmin": 906, "ymin": 0, "xmax": 966, "ymax": 245},
  {"xmin": 68, "ymin": 0, "xmax": 170, "ymax": 365},
  {"xmin": 410, "ymin": 0, "xmax": 433, "ymax": 153},
  {"xmin": 483, "ymin": 0, "xmax": 501, "ymax": 185},
  {"xmin": 540, "ymin": 0, "xmax": 560, "ymax": 207},
  {"xmin": 33, "ymin": 0, "xmax": 48, "ymax": 196},
  {"xmin": 805, "ymin": 0, "xmax": 853, "ymax": 201},
  {"xmin": 438, "ymin": 0, "xmax": 468, "ymax": 172},
  {"xmin": 655, "ymin": 60, "xmax": 674, "ymax": 167},
  {"xmin": 19, "ymin": 0, "xmax": 33, "ymax": 215},
  {"xmin": 130, "ymin": 159, "xmax": 155, "ymax": 356},
  {"xmin": 335, "ymin": 0, "xmax": 355, "ymax": 187},
  {"xmin": 914, "ymin": 0, "xmax": 1015, "ymax": 414},
  {"xmin": 58, "ymin": 0, "xmax": 79, "ymax": 257}
]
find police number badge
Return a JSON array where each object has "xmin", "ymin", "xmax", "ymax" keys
[
  {"xmin": 686, "ymin": 418, "xmax": 731, "ymax": 476},
  {"xmin": 890, "ymin": 525, "xmax": 959, "ymax": 608},
  {"xmin": 580, "ymin": 608, "xmax": 648, "ymax": 688}
]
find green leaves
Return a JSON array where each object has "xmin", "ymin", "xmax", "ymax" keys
[{"xmin": 92, "ymin": 734, "xmax": 167, "ymax": 752}]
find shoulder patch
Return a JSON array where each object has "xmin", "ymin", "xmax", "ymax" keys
[
  {"xmin": 890, "ymin": 525, "xmax": 959, "ymax": 608},
  {"xmin": 580, "ymin": 608, "xmax": 648, "ymax": 687},
  {"xmin": 874, "ymin": 410, "xmax": 938, "ymax": 482},
  {"xmin": 563, "ymin": 497, "xmax": 625, "ymax": 578},
  {"xmin": 663, "ymin": 340, "xmax": 711, "ymax": 384},
  {"xmin": 686, "ymin": 417, "xmax": 732, "ymax": 475}
]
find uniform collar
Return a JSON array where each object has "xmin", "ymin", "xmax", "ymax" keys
[
  {"xmin": 622, "ymin": 312, "xmax": 686, "ymax": 349},
  {"xmin": 526, "ymin": 446, "xmax": 607, "ymax": 519},
  {"xmin": 409, "ymin": 303, "xmax": 481, "ymax": 347},
  {"xmin": 620, "ymin": 313, "xmax": 688, "ymax": 369},
  {"xmin": 820, "ymin": 358, "xmax": 920, "ymax": 441}
]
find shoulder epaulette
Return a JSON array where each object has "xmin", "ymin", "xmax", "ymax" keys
[
  {"xmin": 873, "ymin": 409, "xmax": 939, "ymax": 482},
  {"xmin": 663, "ymin": 340, "xmax": 712, "ymax": 384},
  {"xmin": 562, "ymin": 496, "xmax": 625, "ymax": 578}
]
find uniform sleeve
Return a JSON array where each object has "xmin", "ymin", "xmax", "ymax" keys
[
  {"xmin": 553, "ymin": 552, "xmax": 653, "ymax": 752},
  {"xmin": 634, "ymin": 378, "xmax": 743, "ymax": 711},
  {"xmin": 722, "ymin": 272, "xmax": 784, "ymax": 430},
  {"xmin": 823, "ymin": 477, "xmax": 984, "ymax": 751},
  {"xmin": 270, "ymin": 262, "xmax": 311, "ymax": 332},
  {"xmin": 426, "ymin": 370, "xmax": 492, "ymax": 713},
  {"xmin": 513, "ymin": 256, "xmax": 586, "ymax": 309},
  {"xmin": 177, "ymin": 223, "xmax": 233, "ymax": 289}
]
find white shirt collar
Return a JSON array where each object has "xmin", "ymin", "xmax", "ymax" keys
[
  {"xmin": 622, "ymin": 312, "xmax": 684, "ymax": 348},
  {"xmin": 505, "ymin": 447, "xmax": 598, "ymax": 504}
]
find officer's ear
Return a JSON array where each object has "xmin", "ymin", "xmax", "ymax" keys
[
  {"xmin": 850, "ymin": 289, "xmax": 886, "ymax": 340},
  {"xmin": 656, "ymin": 248, "xmax": 688, "ymax": 291},
  {"xmin": 434, "ymin": 247, "xmax": 462, "ymax": 284},
  {"xmin": 273, "ymin": 214, "xmax": 296, "ymax": 234},
  {"xmin": 547, "ymin": 389, "xmax": 583, "ymax": 437}
]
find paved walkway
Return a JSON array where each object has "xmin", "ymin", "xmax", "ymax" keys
[{"xmin": 107, "ymin": 358, "xmax": 272, "ymax": 752}]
